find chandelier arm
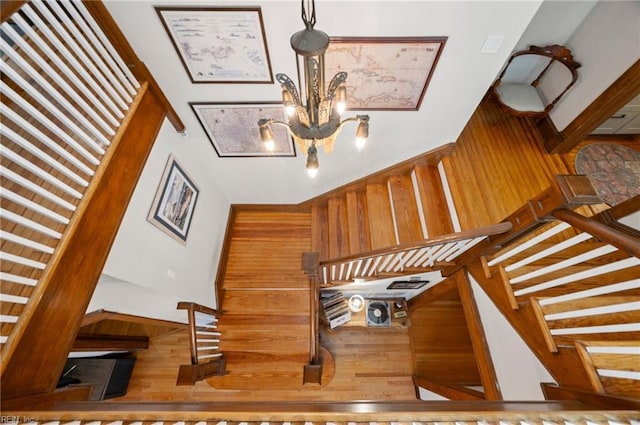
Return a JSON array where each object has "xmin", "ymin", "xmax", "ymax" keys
[
  {"xmin": 327, "ymin": 72, "xmax": 348, "ymax": 98},
  {"xmin": 336, "ymin": 114, "xmax": 369, "ymax": 130},
  {"xmin": 276, "ymin": 73, "xmax": 302, "ymax": 106},
  {"xmin": 267, "ymin": 119, "xmax": 298, "ymax": 138}
]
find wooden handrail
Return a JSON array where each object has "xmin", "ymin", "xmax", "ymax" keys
[
  {"xmin": 320, "ymin": 222, "xmax": 513, "ymax": 267},
  {"xmin": 484, "ymin": 175, "xmax": 603, "ymax": 251},
  {"xmin": 3, "ymin": 400, "xmax": 639, "ymax": 422},
  {"xmin": 177, "ymin": 302, "xmax": 220, "ymax": 317},
  {"xmin": 552, "ymin": 208, "xmax": 640, "ymax": 258},
  {"xmin": 0, "ymin": 0, "xmax": 26, "ymax": 21}
]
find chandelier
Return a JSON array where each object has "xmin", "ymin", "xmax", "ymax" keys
[{"xmin": 258, "ymin": 0, "xmax": 370, "ymax": 178}]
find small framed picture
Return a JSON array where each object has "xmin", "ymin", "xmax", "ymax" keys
[
  {"xmin": 147, "ymin": 155, "xmax": 199, "ymax": 244},
  {"xmin": 191, "ymin": 102, "xmax": 296, "ymax": 157},
  {"xmin": 386, "ymin": 280, "xmax": 430, "ymax": 290},
  {"xmin": 155, "ymin": 7, "xmax": 273, "ymax": 83}
]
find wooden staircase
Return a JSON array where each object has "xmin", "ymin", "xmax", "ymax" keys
[
  {"xmin": 207, "ymin": 208, "xmax": 316, "ymax": 389},
  {"xmin": 307, "ymin": 145, "xmax": 458, "ymax": 283},
  {"xmin": 468, "ymin": 192, "xmax": 640, "ymax": 401}
]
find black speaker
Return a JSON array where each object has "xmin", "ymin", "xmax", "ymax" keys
[{"xmin": 62, "ymin": 357, "xmax": 135, "ymax": 400}]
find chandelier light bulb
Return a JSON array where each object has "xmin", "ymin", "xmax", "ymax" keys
[
  {"xmin": 282, "ymin": 89, "xmax": 296, "ymax": 116},
  {"xmin": 336, "ymin": 85, "xmax": 347, "ymax": 115},
  {"xmin": 355, "ymin": 117, "xmax": 369, "ymax": 151},
  {"xmin": 306, "ymin": 143, "xmax": 319, "ymax": 178},
  {"xmin": 264, "ymin": 139, "xmax": 275, "ymax": 151}
]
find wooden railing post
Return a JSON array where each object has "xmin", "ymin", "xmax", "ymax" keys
[
  {"xmin": 302, "ymin": 252, "xmax": 323, "ymax": 384},
  {"xmin": 176, "ymin": 302, "xmax": 225, "ymax": 385}
]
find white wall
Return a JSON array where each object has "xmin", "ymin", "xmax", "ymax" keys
[
  {"xmin": 469, "ymin": 274, "xmax": 556, "ymax": 400},
  {"xmin": 94, "ymin": 119, "xmax": 231, "ymax": 319},
  {"xmin": 550, "ymin": 1, "xmax": 640, "ymax": 130}
]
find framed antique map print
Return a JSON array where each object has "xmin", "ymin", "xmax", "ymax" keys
[
  {"xmin": 191, "ymin": 102, "xmax": 296, "ymax": 157},
  {"xmin": 148, "ymin": 155, "xmax": 199, "ymax": 244},
  {"xmin": 156, "ymin": 7, "xmax": 273, "ymax": 83},
  {"xmin": 324, "ymin": 37, "xmax": 447, "ymax": 110}
]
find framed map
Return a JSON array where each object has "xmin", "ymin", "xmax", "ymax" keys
[
  {"xmin": 156, "ymin": 7, "xmax": 273, "ymax": 83},
  {"xmin": 324, "ymin": 37, "xmax": 447, "ymax": 110},
  {"xmin": 148, "ymin": 155, "xmax": 199, "ymax": 244},
  {"xmin": 191, "ymin": 102, "xmax": 296, "ymax": 157}
]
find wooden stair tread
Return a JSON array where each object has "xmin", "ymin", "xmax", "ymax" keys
[
  {"xmin": 366, "ymin": 183, "xmax": 397, "ymax": 249},
  {"xmin": 414, "ymin": 165, "xmax": 454, "ymax": 237},
  {"xmin": 388, "ymin": 175, "xmax": 423, "ymax": 243},
  {"xmin": 311, "ymin": 204, "xmax": 330, "ymax": 261},
  {"xmin": 221, "ymin": 289, "xmax": 311, "ymax": 314},
  {"xmin": 328, "ymin": 197, "xmax": 350, "ymax": 258},
  {"xmin": 346, "ymin": 191, "xmax": 372, "ymax": 254}
]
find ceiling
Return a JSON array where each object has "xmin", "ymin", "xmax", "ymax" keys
[{"xmin": 104, "ymin": 0, "xmax": 597, "ymax": 204}]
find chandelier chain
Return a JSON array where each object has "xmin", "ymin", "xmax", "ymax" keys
[{"xmin": 301, "ymin": 0, "xmax": 316, "ymax": 30}]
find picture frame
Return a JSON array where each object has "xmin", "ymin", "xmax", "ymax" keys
[
  {"xmin": 147, "ymin": 155, "xmax": 199, "ymax": 244},
  {"xmin": 386, "ymin": 280, "xmax": 430, "ymax": 290},
  {"xmin": 155, "ymin": 7, "xmax": 273, "ymax": 83},
  {"xmin": 190, "ymin": 102, "xmax": 296, "ymax": 157},
  {"xmin": 324, "ymin": 37, "xmax": 447, "ymax": 110}
]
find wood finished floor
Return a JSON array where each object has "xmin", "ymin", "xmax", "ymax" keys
[
  {"xmin": 114, "ymin": 97, "xmax": 636, "ymax": 402},
  {"xmin": 443, "ymin": 98, "xmax": 573, "ymax": 230},
  {"xmin": 114, "ymin": 326, "xmax": 415, "ymax": 402}
]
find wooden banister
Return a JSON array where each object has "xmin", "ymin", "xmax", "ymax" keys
[
  {"xmin": 484, "ymin": 175, "xmax": 603, "ymax": 251},
  {"xmin": 1, "ymin": 85, "xmax": 167, "ymax": 400},
  {"xmin": 177, "ymin": 302, "xmax": 220, "ymax": 317},
  {"xmin": 541, "ymin": 383, "xmax": 640, "ymax": 410},
  {"xmin": 302, "ymin": 252, "xmax": 323, "ymax": 385},
  {"xmin": 1, "ymin": 0, "xmax": 183, "ymax": 400},
  {"xmin": 320, "ymin": 223, "xmax": 513, "ymax": 267},
  {"xmin": 552, "ymin": 208, "xmax": 640, "ymax": 258},
  {"xmin": 3, "ymin": 400, "xmax": 639, "ymax": 422},
  {"xmin": 473, "ymin": 174, "xmax": 638, "ymax": 397},
  {"xmin": 176, "ymin": 302, "xmax": 225, "ymax": 385},
  {"xmin": 0, "ymin": 1, "xmax": 26, "ymax": 21}
]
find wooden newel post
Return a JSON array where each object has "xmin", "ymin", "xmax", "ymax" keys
[
  {"xmin": 487, "ymin": 174, "xmax": 602, "ymax": 251},
  {"xmin": 302, "ymin": 252, "xmax": 323, "ymax": 385}
]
